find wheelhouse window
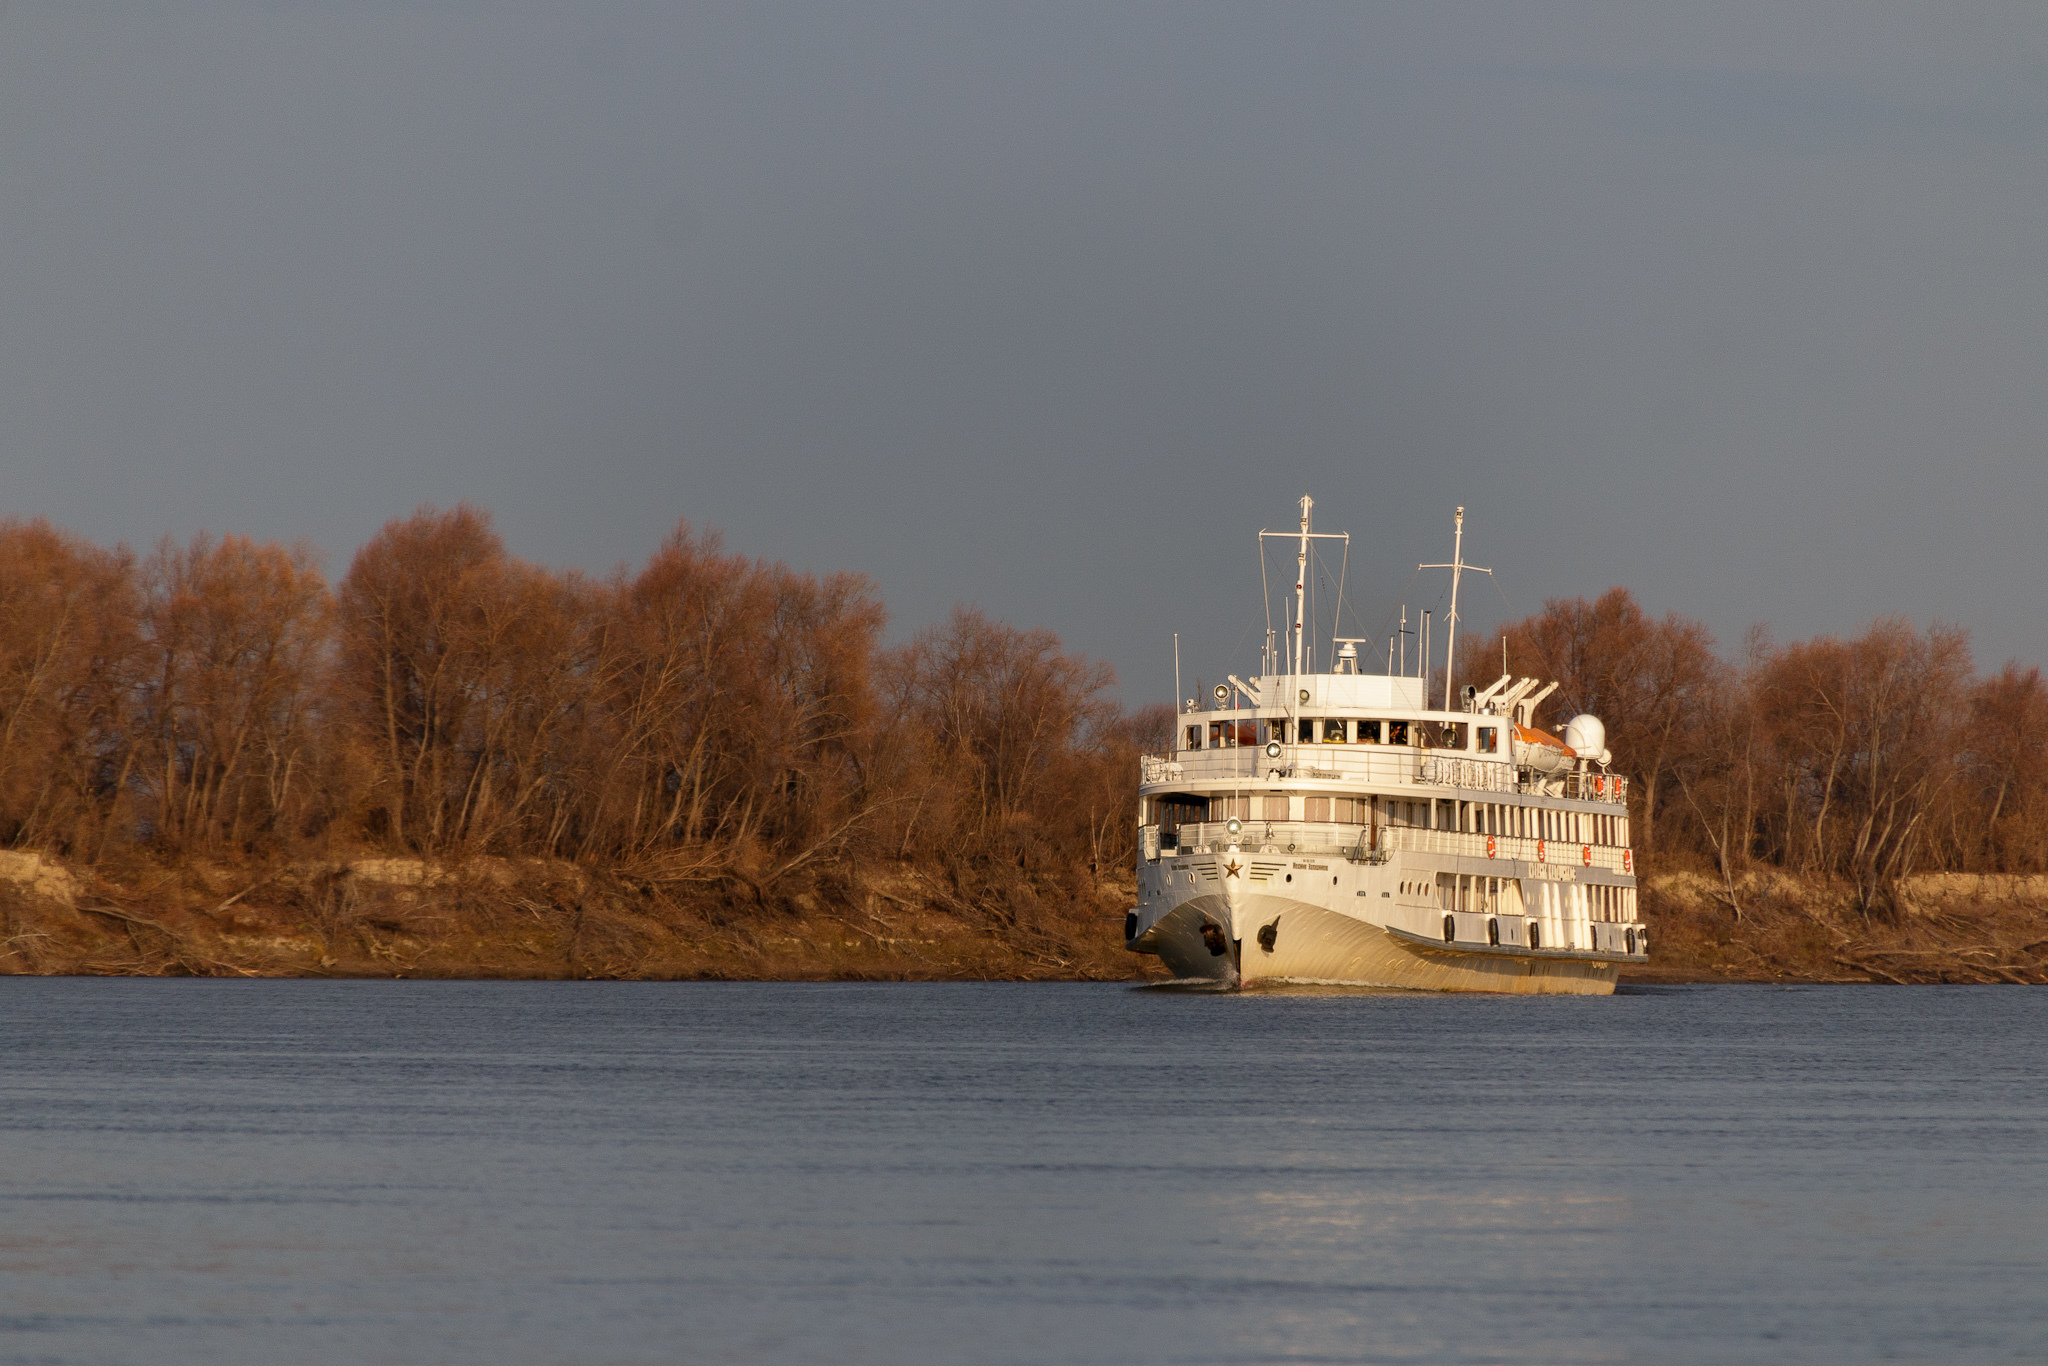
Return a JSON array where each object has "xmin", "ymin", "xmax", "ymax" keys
[
  {"xmin": 1355, "ymin": 720, "xmax": 1382, "ymax": 744},
  {"xmin": 1185, "ymin": 724, "xmax": 1202, "ymax": 750},
  {"xmin": 1439, "ymin": 722, "xmax": 1467, "ymax": 749},
  {"xmin": 1210, "ymin": 719, "xmax": 1257, "ymax": 747},
  {"xmin": 1476, "ymin": 726, "xmax": 1498, "ymax": 754},
  {"xmin": 1386, "ymin": 721, "xmax": 1410, "ymax": 745},
  {"xmin": 1297, "ymin": 718, "xmax": 1316, "ymax": 743},
  {"xmin": 1322, "ymin": 719, "xmax": 1347, "ymax": 743}
]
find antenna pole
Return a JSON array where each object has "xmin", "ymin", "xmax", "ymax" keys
[
  {"xmin": 1419, "ymin": 507, "xmax": 1492, "ymax": 707},
  {"xmin": 1292, "ymin": 495, "xmax": 1311, "ymax": 678},
  {"xmin": 1444, "ymin": 506, "xmax": 1464, "ymax": 710},
  {"xmin": 1398, "ymin": 605, "xmax": 1407, "ymax": 677},
  {"xmin": 1173, "ymin": 633, "xmax": 1182, "ymax": 725},
  {"xmin": 1422, "ymin": 611, "xmax": 1431, "ymax": 685}
]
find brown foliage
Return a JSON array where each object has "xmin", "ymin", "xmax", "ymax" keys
[
  {"xmin": 140, "ymin": 533, "xmax": 329, "ymax": 852},
  {"xmin": 1964, "ymin": 663, "xmax": 2048, "ymax": 874},
  {"xmin": 0, "ymin": 519, "xmax": 141, "ymax": 854},
  {"xmin": 882, "ymin": 607, "xmax": 1123, "ymax": 879},
  {"xmin": 3, "ymin": 504, "xmax": 2046, "ymax": 946}
]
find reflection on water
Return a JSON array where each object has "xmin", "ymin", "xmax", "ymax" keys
[{"xmin": 0, "ymin": 980, "xmax": 2042, "ymax": 1364}]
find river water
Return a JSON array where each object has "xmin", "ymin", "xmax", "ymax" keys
[{"xmin": 0, "ymin": 980, "xmax": 2041, "ymax": 1364}]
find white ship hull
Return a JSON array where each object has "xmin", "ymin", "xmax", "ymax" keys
[
  {"xmin": 1127, "ymin": 838, "xmax": 1645, "ymax": 994},
  {"xmin": 1140, "ymin": 892, "xmax": 1622, "ymax": 995}
]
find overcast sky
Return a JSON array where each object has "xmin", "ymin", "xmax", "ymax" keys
[{"xmin": 3, "ymin": 2, "xmax": 2045, "ymax": 702}]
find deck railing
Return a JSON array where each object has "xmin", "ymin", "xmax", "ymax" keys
[
  {"xmin": 1154, "ymin": 821, "xmax": 1634, "ymax": 873},
  {"xmin": 1141, "ymin": 747, "xmax": 1628, "ymax": 804}
]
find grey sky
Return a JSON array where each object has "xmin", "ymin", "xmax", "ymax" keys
[{"xmin": 3, "ymin": 2, "xmax": 2046, "ymax": 703}]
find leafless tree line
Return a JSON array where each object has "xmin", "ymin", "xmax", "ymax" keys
[
  {"xmin": 1467, "ymin": 588, "xmax": 2048, "ymax": 917},
  {"xmin": 0, "ymin": 507, "xmax": 1169, "ymax": 899},
  {"xmin": 7, "ymin": 507, "xmax": 2039, "ymax": 913}
]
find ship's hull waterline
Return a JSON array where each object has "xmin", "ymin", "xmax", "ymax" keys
[{"xmin": 1138, "ymin": 896, "xmax": 1623, "ymax": 995}]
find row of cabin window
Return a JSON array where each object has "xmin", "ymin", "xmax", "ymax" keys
[
  {"xmin": 1193, "ymin": 718, "xmax": 1501, "ymax": 753},
  {"xmin": 1420, "ymin": 875, "xmax": 1637, "ymax": 922},
  {"xmin": 1465, "ymin": 802, "xmax": 1629, "ymax": 846},
  {"xmin": 1161, "ymin": 794, "xmax": 1629, "ymax": 845}
]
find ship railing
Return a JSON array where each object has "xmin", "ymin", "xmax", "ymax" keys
[
  {"xmin": 1158, "ymin": 820, "xmax": 1386, "ymax": 861},
  {"xmin": 1150, "ymin": 821, "xmax": 1635, "ymax": 874},
  {"xmin": 1380, "ymin": 827, "xmax": 1633, "ymax": 873},
  {"xmin": 1561, "ymin": 771, "xmax": 1628, "ymax": 803},
  {"xmin": 1139, "ymin": 755, "xmax": 1184, "ymax": 784},
  {"xmin": 1415, "ymin": 756, "xmax": 1516, "ymax": 793},
  {"xmin": 1141, "ymin": 748, "xmax": 1628, "ymax": 804}
]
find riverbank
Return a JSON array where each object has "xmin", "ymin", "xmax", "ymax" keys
[
  {"xmin": 1, "ymin": 851, "xmax": 2042, "ymax": 983},
  {"xmin": 0, "ymin": 851, "xmax": 1155, "ymax": 981},
  {"xmin": 1624, "ymin": 870, "xmax": 2048, "ymax": 985}
]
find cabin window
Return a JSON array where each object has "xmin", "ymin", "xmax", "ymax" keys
[
  {"xmin": 1186, "ymin": 725, "xmax": 1202, "ymax": 750},
  {"xmin": 1261, "ymin": 795, "xmax": 1290, "ymax": 821},
  {"xmin": 1387, "ymin": 720, "xmax": 1410, "ymax": 745},
  {"xmin": 1477, "ymin": 726, "xmax": 1498, "ymax": 754},
  {"xmin": 1303, "ymin": 796, "xmax": 1331, "ymax": 822},
  {"xmin": 1333, "ymin": 796, "xmax": 1357, "ymax": 824},
  {"xmin": 1157, "ymin": 795, "xmax": 1210, "ymax": 835},
  {"xmin": 1355, "ymin": 719, "xmax": 1382, "ymax": 744},
  {"xmin": 1322, "ymin": 719, "xmax": 1347, "ymax": 743},
  {"xmin": 1211, "ymin": 795, "xmax": 1241, "ymax": 822}
]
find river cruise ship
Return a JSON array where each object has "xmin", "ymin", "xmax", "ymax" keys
[{"xmin": 1126, "ymin": 498, "xmax": 1646, "ymax": 993}]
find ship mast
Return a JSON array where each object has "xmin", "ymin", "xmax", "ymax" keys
[
  {"xmin": 1291, "ymin": 495, "xmax": 1311, "ymax": 678},
  {"xmin": 1419, "ymin": 506, "xmax": 1491, "ymax": 710}
]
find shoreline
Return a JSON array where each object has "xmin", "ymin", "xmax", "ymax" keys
[{"xmin": 0, "ymin": 853, "xmax": 2041, "ymax": 985}]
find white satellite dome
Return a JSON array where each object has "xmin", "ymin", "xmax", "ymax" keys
[{"xmin": 1564, "ymin": 714, "xmax": 1607, "ymax": 759}]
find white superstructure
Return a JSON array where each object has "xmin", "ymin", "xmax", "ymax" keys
[{"xmin": 1126, "ymin": 498, "xmax": 1647, "ymax": 993}]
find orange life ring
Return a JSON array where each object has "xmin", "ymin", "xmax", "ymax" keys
[
  {"xmin": 1622, "ymin": 849, "xmax": 1633, "ymax": 873},
  {"xmin": 1536, "ymin": 839, "xmax": 1546, "ymax": 863},
  {"xmin": 1581, "ymin": 845, "xmax": 1592, "ymax": 866},
  {"xmin": 1486, "ymin": 835, "xmax": 1497, "ymax": 859}
]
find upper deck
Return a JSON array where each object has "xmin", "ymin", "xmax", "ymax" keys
[
  {"xmin": 1145, "ymin": 668, "xmax": 1627, "ymax": 807},
  {"xmin": 1140, "ymin": 744, "xmax": 1628, "ymax": 805}
]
